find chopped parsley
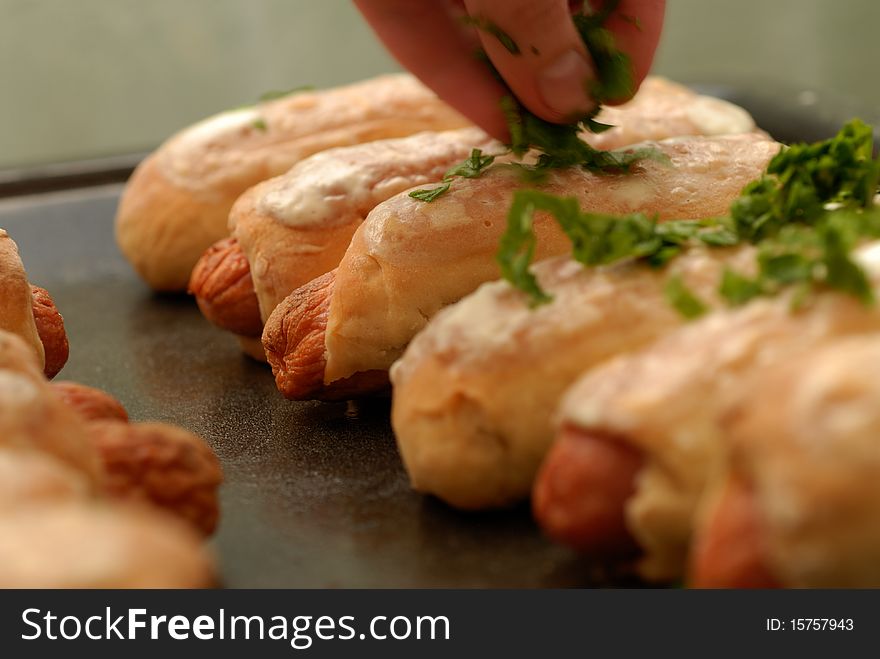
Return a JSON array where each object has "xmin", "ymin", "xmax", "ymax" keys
[
  {"xmin": 412, "ymin": 0, "xmax": 659, "ymax": 203},
  {"xmin": 496, "ymin": 120, "xmax": 880, "ymax": 314},
  {"xmin": 664, "ymin": 275, "xmax": 709, "ymax": 319},
  {"xmin": 251, "ymin": 117, "xmax": 268, "ymax": 132},
  {"xmin": 409, "ymin": 148, "xmax": 498, "ymax": 202},
  {"xmin": 731, "ymin": 119, "xmax": 879, "ymax": 241}
]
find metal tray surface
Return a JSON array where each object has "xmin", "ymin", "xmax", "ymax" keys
[{"xmin": 0, "ymin": 88, "xmax": 862, "ymax": 587}]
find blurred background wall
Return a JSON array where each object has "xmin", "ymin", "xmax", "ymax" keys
[{"xmin": 1, "ymin": 0, "xmax": 877, "ymax": 169}]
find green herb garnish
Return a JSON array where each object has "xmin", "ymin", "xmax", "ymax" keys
[
  {"xmin": 411, "ymin": 0, "xmax": 658, "ymax": 204},
  {"xmin": 664, "ymin": 275, "xmax": 709, "ymax": 319},
  {"xmin": 731, "ymin": 119, "xmax": 879, "ymax": 241},
  {"xmin": 573, "ymin": 2, "xmax": 635, "ymax": 103},
  {"xmin": 496, "ymin": 120, "xmax": 880, "ymax": 314},
  {"xmin": 251, "ymin": 118, "xmax": 268, "ymax": 132},
  {"xmin": 719, "ymin": 208, "xmax": 880, "ymax": 307},
  {"xmin": 495, "ymin": 189, "xmax": 736, "ymax": 304},
  {"xmin": 409, "ymin": 148, "xmax": 498, "ymax": 202},
  {"xmin": 409, "ymin": 183, "xmax": 451, "ymax": 203}
]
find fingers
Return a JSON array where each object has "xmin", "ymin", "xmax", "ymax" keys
[
  {"xmin": 601, "ymin": 0, "xmax": 666, "ymax": 103},
  {"xmin": 354, "ymin": 0, "xmax": 512, "ymax": 139},
  {"xmin": 464, "ymin": 0, "xmax": 595, "ymax": 122},
  {"xmin": 356, "ymin": 0, "xmax": 666, "ymax": 136}
]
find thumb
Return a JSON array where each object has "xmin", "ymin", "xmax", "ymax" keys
[{"xmin": 463, "ymin": 0, "xmax": 596, "ymax": 123}]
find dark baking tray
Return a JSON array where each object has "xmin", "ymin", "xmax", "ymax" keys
[{"xmin": 0, "ymin": 83, "xmax": 872, "ymax": 587}]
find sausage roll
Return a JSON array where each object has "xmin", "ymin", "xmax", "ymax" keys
[
  {"xmin": 115, "ymin": 74, "xmax": 471, "ymax": 292},
  {"xmin": 264, "ymin": 133, "xmax": 780, "ymax": 400},
  {"xmin": 535, "ymin": 243, "xmax": 880, "ymax": 582},
  {"xmin": 391, "ymin": 245, "xmax": 756, "ymax": 510},
  {"xmin": 691, "ymin": 335, "xmax": 880, "ymax": 588}
]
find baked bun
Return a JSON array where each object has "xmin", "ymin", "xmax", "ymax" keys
[
  {"xmin": 540, "ymin": 241, "xmax": 880, "ymax": 582},
  {"xmin": 116, "ymin": 73, "xmax": 471, "ymax": 291},
  {"xmin": 264, "ymin": 133, "xmax": 780, "ymax": 400},
  {"xmin": 390, "ymin": 245, "xmax": 755, "ymax": 510},
  {"xmin": 691, "ymin": 336, "xmax": 880, "ymax": 588}
]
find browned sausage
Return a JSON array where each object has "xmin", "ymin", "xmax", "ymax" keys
[
  {"xmin": 50, "ymin": 381, "xmax": 129, "ymax": 423},
  {"xmin": 533, "ymin": 424, "xmax": 642, "ymax": 556},
  {"xmin": 87, "ymin": 420, "xmax": 223, "ymax": 536},
  {"xmin": 188, "ymin": 237, "xmax": 262, "ymax": 337},
  {"xmin": 262, "ymin": 269, "xmax": 388, "ymax": 400},
  {"xmin": 689, "ymin": 476, "xmax": 780, "ymax": 588},
  {"xmin": 30, "ymin": 285, "xmax": 69, "ymax": 379}
]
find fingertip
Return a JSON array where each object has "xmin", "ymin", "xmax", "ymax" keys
[{"xmin": 465, "ymin": 0, "xmax": 596, "ymax": 124}]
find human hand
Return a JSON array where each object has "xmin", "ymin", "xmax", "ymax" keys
[{"xmin": 354, "ymin": 0, "xmax": 666, "ymax": 140}]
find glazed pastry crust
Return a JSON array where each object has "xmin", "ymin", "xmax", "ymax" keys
[
  {"xmin": 0, "ymin": 229, "xmax": 45, "ymax": 369},
  {"xmin": 559, "ymin": 243, "xmax": 880, "ymax": 581},
  {"xmin": 232, "ymin": 127, "xmax": 496, "ymax": 323},
  {"xmin": 391, "ymin": 246, "xmax": 755, "ymax": 510},
  {"xmin": 323, "ymin": 133, "xmax": 781, "ymax": 384},
  {"xmin": 584, "ymin": 77, "xmax": 758, "ymax": 149},
  {"xmin": 115, "ymin": 74, "xmax": 471, "ymax": 291},
  {"xmin": 717, "ymin": 336, "xmax": 880, "ymax": 587}
]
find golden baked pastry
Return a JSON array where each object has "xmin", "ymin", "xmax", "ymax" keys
[
  {"xmin": 264, "ymin": 133, "xmax": 780, "ymax": 400},
  {"xmin": 691, "ymin": 335, "xmax": 880, "ymax": 588},
  {"xmin": 536, "ymin": 243, "xmax": 880, "ymax": 582},
  {"xmin": 390, "ymin": 245, "xmax": 755, "ymax": 510},
  {"xmin": 115, "ymin": 73, "xmax": 472, "ymax": 292}
]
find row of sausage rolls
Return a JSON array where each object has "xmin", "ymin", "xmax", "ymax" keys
[
  {"xmin": 263, "ymin": 131, "xmax": 777, "ymax": 400},
  {"xmin": 187, "ymin": 77, "xmax": 757, "ymax": 361},
  {"xmin": 536, "ymin": 242, "xmax": 880, "ymax": 586},
  {"xmin": 0, "ymin": 231, "xmax": 222, "ymax": 587}
]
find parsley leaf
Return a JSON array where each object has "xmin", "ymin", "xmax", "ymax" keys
[
  {"xmin": 719, "ymin": 269, "xmax": 763, "ymax": 306},
  {"xmin": 496, "ymin": 189, "xmax": 731, "ymax": 304},
  {"xmin": 497, "ymin": 120, "xmax": 880, "ymax": 313},
  {"xmin": 408, "ymin": 149, "xmax": 497, "ymax": 202},
  {"xmin": 664, "ymin": 275, "xmax": 709, "ymax": 319},
  {"xmin": 496, "ymin": 193, "xmax": 556, "ymax": 307},
  {"xmin": 446, "ymin": 148, "xmax": 497, "ymax": 179},
  {"xmin": 731, "ymin": 118, "xmax": 880, "ymax": 241}
]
